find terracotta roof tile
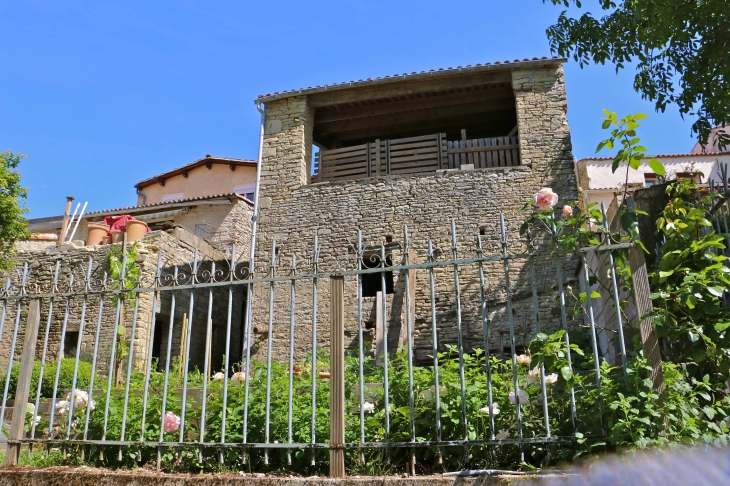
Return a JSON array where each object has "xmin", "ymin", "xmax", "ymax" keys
[
  {"xmin": 579, "ymin": 151, "xmax": 730, "ymax": 161},
  {"xmin": 256, "ymin": 56, "xmax": 564, "ymax": 103}
]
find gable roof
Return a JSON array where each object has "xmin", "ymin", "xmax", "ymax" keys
[
  {"xmin": 134, "ymin": 155, "xmax": 256, "ymax": 189},
  {"xmin": 255, "ymin": 56, "xmax": 565, "ymax": 103}
]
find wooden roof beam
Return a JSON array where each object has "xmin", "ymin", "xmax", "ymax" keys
[
  {"xmin": 307, "ymin": 70, "xmax": 513, "ymax": 108},
  {"xmin": 316, "ymin": 98, "xmax": 515, "ymax": 136},
  {"xmin": 314, "ymin": 85, "xmax": 514, "ymax": 124}
]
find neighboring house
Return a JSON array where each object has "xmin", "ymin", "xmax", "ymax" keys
[
  {"xmin": 691, "ymin": 125, "xmax": 730, "ymax": 154},
  {"xmin": 5, "ymin": 157, "xmax": 256, "ymax": 376},
  {"xmin": 134, "ymin": 155, "xmax": 257, "ymax": 205},
  {"xmin": 252, "ymin": 56, "xmax": 581, "ymax": 361},
  {"xmin": 576, "ymin": 152, "xmax": 730, "ymax": 216}
]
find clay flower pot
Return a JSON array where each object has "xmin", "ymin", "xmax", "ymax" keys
[
  {"xmin": 318, "ymin": 371, "xmax": 330, "ymax": 380},
  {"xmin": 125, "ymin": 220, "xmax": 148, "ymax": 243},
  {"xmin": 111, "ymin": 230, "xmax": 124, "ymax": 243},
  {"xmin": 86, "ymin": 223, "xmax": 110, "ymax": 246},
  {"xmin": 101, "ymin": 236, "xmax": 111, "ymax": 245}
]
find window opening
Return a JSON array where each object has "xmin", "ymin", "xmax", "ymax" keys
[
  {"xmin": 361, "ymin": 253, "xmax": 394, "ymax": 297},
  {"xmin": 233, "ymin": 184, "xmax": 256, "ymax": 202},
  {"xmin": 644, "ymin": 173, "xmax": 658, "ymax": 187},
  {"xmin": 63, "ymin": 331, "xmax": 80, "ymax": 359}
]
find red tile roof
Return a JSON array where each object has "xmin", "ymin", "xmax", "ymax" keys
[
  {"xmin": 255, "ymin": 56, "xmax": 565, "ymax": 103},
  {"xmin": 579, "ymin": 151, "xmax": 730, "ymax": 162},
  {"xmin": 85, "ymin": 193, "xmax": 252, "ymax": 218},
  {"xmin": 135, "ymin": 155, "xmax": 256, "ymax": 189}
]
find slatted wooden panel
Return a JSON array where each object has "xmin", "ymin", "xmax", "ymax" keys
[
  {"xmin": 317, "ymin": 143, "xmax": 370, "ymax": 182},
  {"xmin": 387, "ymin": 133, "xmax": 442, "ymax": 176},
  {"xmin": 447, "ymin": 136, "xmax": 520, "ymax": 169}
]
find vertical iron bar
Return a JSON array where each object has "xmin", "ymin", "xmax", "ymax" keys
[
  {"xmin": 199, "ymin": 260, "xmax": 216, "ymax": 461},
  {"xmin": 427, "ymin": 240, "xmax": 443, "ymax": 464},
  {"xmin": 66, "ymin": 257, "xmax": 93, "ymax": 438},
  {"xmin": 48, "ymin": 274, "xmax": 74, "ymax": 433},
  {"xmin": 119, "ymin": 279, "xmax": 142, "ymax": 460},
  {"xmin": 140, "ymin": 253, "xmax": 162, "ymax": 446},
  {"xmin": 582, "ymin": 255, "xmax": 604, "ymax": 434},
  {"xmin": 555, "ymin": 262, "xmax": 577, "ymax": 429},
  {"xmin": 450, "ymin": 220, "xmax": 470, "ymax": 464},
  {"xmin": 83, "ymin": 274, "xmax": 107, "ymax": 439},
  {"xmin": 264, "ymin": 239, "xmax": 277, "ymax": 464},
  {"xmin": 32, "ymin": 260, "xmax": 61, "ymax": 439},
  {"xmin": 178, "ymin": 249, "xmax": 198, "ymax": 445},
  {"xmin": 287, "ymin": 254, "xmax": 296, "ymax": 465},
  {"xmin": 310, "ymin": 236, "xmax": 319, "ymax": 465},
  {"xmin": 157, "ymin": 266, "xmax": 178, "ymax": 470},
  {"xmin": 476, "ymin": 235, "xmax": 496, "ymax": 464},
  {"xmin": 380, "ymin": 243, "xmax": 391, "ymax": 461},
  {"xmin": 601, "ymin": 203, "xmax": 629, "ymax": 385},
  {"xmin": 526, "ymin": 232, "xmax": 550, "ymax": 438},
  {"xmin": 219, "ymin": 243, "xmax": 235, "ymax": 464},
  {"xmin": 500, "ymin": 214, "xmax": 523, "ymax": 460},
  {"xmin": 403, "ymin": 226, "xmax": 416, "ymax": 472},
  {"xmin": 357, "ymin": 230, "xmax": 366, "ymax": 463}
]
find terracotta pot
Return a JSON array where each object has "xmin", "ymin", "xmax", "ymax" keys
[
  {"xmin": 111, "ymin": 230, "xmax": 124, "ymax": 243},
  {"xmin": 125, "ymin": 220, "xmax": 148, "ymax": 242},
  {"xmin": 318, "ymin": 371, "xmax": 330, "ymax": 380},
  {"xmin": 101, "ymin": 236, "xmax": 110, "ymax": 245},
  {"xmin": 86, "ymin": 223, "xmax": 110, "ymax": 246}
]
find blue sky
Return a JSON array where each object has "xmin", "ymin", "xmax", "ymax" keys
[{"xmin": 1, "ymin": 1, "xmax": 698, "ymax": 218}]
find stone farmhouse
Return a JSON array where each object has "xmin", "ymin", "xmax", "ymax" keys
[{"xmin": 250, "ymin": 56, "xmax": 581, "ymax": 362}]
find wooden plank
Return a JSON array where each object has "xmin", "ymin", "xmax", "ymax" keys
[
  {"xmin": 366, "ymin": 143, "xmax": 372, "ymax": 178},
  {"xmin": 329, "ymin": 275, "xmax": 345, "ymax": 478},
  {"xmin": 319, "ymin": 144, "xmax": 368, "ymax": 156},
  {"xmin": 314, "ymin": 86, "xmax": 515, "ymax": 123},
  {"xmin": 3, "ymin": 299, "xmax": 42, "ymax": 467},
  {"xmin": 504, "ymin": 137, "xmax": 513, "ymax": 165},
  {"xmin": 388, "ymin": 152, "xmax": 440, "ymax": 164},
  {"xmin": 507, "ymin": 125, "xmax": 518, "ymax": 137},
  {"xmin": 375, "ymin": 139, "xmax": 381, "ymax": 177},
  {"xmin": 446, "ymin": 144, "xmax": 520, "ymax": 154},
  {"xmin": 467, "ymin": 139, "xmax": 474, "ymax": 166},
  {"xmin": 438, "ymin": 133, "xmax": 445, "ymax": 170},
  {"xmin": 385, "ymin": 139, "xmax": 391, "ymax": 175}
]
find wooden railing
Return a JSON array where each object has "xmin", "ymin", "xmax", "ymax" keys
[
  {"xmin": 312, "ymin": 133, "xmax": 520, "ymax": 183},
  {"xmin": 446, "ymin": 136, "xmax": 520, "ymax": 169}
]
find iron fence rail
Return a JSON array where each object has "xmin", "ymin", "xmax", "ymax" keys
[{"xmin": 0, "ymin": 215, "xmax": 634, "ymax": 472}]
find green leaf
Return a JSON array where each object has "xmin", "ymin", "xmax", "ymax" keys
[
  {"xmin": 714, "ymin": 322, "xmax": 730, "ymax": 333},
  {"xmin": 647, "ymin": 158, "xmax": 665, "ymax": 176},
  {"xmin": 704, "ymin": 407, "xmax": 715, "ymax": 420},
  {"xmin": 560, "ymin": 366, "xmax": 573, "ymax": 381}
]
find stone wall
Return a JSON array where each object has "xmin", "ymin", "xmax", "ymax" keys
[
  {"xmin": 250, "ymin": 64, "xmax": 581, "ymax": 362},
  {"xmin": 0, "ymin": 228, "xmax": 248, "ymax": 388}
]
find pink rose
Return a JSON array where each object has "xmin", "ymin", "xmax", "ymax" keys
[
  {"xmin": 562, "ymin": 205, "xmax": 573, "ymax": 217},
  {"xmin": 163, "ymin": 411, "xmax": 180, "ymax": 433},
  {"xmin": 230, "ymin": 371, "xmax": 247, "ymax": 385},
  {"xmin": 508, "ymin": 389, "xmax": 529, "ymax": 405},
  {"xmin": 534, "ymin": 188, "xmax": 559, "ymax": 210}
]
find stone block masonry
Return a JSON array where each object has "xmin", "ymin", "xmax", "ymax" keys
[{"xmin": 250, "ymin": 63, "xmax": 582, "ymax": 362}]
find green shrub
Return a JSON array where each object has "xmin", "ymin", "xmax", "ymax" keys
[{"xmin": 7, "ymin": 358, "xmax": 94, "ymax": 399}]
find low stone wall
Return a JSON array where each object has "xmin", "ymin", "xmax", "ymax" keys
[{"xmin": 0, "ymin": 467, "xmax": 566, "ymax": 485}]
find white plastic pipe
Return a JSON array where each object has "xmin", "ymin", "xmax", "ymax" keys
[
  {"xmin": 63, "ymin": 203, "xmax": 81, "ymax": 239},
  {"xmin": 68, "ymin": 201, "xmax": 87, "ymax": 242}
]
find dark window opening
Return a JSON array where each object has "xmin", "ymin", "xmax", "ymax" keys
[
  {"xmin": 63, "ymin": 332, "xmax": 79, "ymax": 359},
  {"xmin": 152, "ymin": 317, "xmax": 163, "ymax": 369},
  {"xmin": 361, "ymin": 253, "xmax": 394, "ymax": 297}
]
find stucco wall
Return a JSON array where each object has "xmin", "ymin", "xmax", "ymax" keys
[{"xmin": 137, "ymin": 164, "xmax": 257, "ymax": 205}]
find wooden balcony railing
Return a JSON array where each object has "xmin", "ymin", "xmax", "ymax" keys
[{"xmin": 312, "ymin": 133, "xmax": 520, "ymax": 183}]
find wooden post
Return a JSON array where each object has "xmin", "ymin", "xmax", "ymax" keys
[
  {"xmin": 628, "ymin": 245, "xmax": 665, "ymax": 393},
  {"xmin": 329, "ymin": 275, "xmax": 345, "ymax": 478},
  {"xmin": 3, "ymin": 299, "xmax": 42, "ymax": 466},
  {"xmin": 57, "ymin": 196, "xmax": 75, "ymax": 252}
]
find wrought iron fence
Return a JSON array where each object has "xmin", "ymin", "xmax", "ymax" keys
[{"xmin": 0, "ymin": 215, "xmax": 646, "ymax": 474}]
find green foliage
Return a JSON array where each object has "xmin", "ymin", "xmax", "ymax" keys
[
  {"xmin": 105, "ymin": 242, "xmax": 141, "ymax": 305},
  {"xmin": 543, "ymin": 0, "xmax": 730, "ymax": 150},
  {"xmin": 7, "ymin": 358, "xmax": 94, "ymax": 399},
  {"xmin": 649, "ymin": 178, "xmax": 730, "ymax": 379},
  {"xmin": 0, "ymin": 150, "xmax": 30, "ymax": 271}
]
